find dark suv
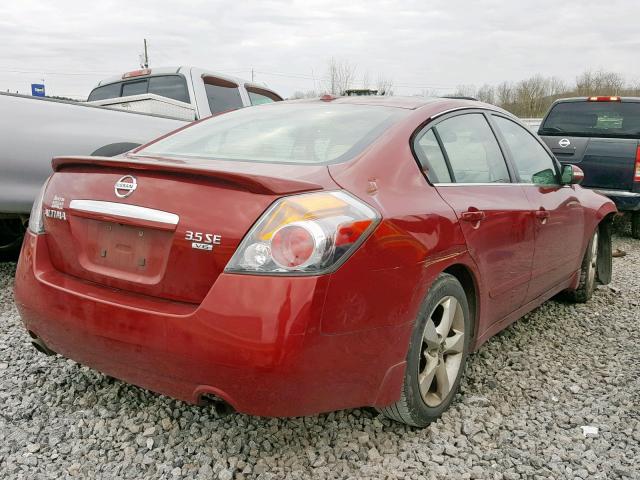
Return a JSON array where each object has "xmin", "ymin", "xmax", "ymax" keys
[{"xmin": 538, "ymin": 96, "xmax": 640, "ymax": 238}]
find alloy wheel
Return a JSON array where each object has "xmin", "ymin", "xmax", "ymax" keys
[{"xmin": 418, "ymin": 296, "xmax": 465, "ymax": 407}]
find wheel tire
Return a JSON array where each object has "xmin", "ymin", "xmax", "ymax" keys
[
  {"xmin": 632, "ymin": 212, "xmax": 640, "ymax": 240},
  {"xmin": 565, "ymin": 228, "xmax": 599, "ymax": 303},
  {"xmin": 378, "ymin": 273, "xmax": 471, "ymax": 427},
  {"xmin": 0, "ymin": 218, "xmax": 25, "ymax": 262}
]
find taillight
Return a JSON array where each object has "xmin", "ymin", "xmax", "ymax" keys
[
  {"xmin": 635, "ymin": 145, "xmax": 640, "ymax": 183},
  {"xmin": 122, "ymin": 68, "xmax": 151, "ymax": 79},
  {"xmin": 225, "ymin": 191, "xmax": 380, "ymax": 274},
  {"xmin": 587, "ymin": 96, "xmax": 621, "ymax": 102},
  {"xmin": 27, "ymin": 177, "xmax": 51, "ymax": 234}
]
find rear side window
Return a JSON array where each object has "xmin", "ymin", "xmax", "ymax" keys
[
  {"xmin": 203, "ymin": 77, "xmax": 244, "ymax": 114},
  {"xmin": 493, "ymin": 116, "xmax": 558, "ymax": 185},
  {"xmin": 540, "ymin": 101, "xmax": 640, "ymax": 138},
  {"xmin": 414, "ymin": 130, "xmax": 452, "ymax": 183},
  {"xmin": 435, "ymin": 114, "xmax": 510, "ymax": 183}
]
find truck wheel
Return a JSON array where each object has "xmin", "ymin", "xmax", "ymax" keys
[
  {"xmin": 0, "ymin": 218, "xmax": 25, "ymax": 261},
  {"xmin": 378, "ymin": 273, "xmax": 471, "ymax": 427},
  {"xmin": 565, "ymin": 228, "xmax": 599, "ymax": 303},
  {"xmin": 632, "ymin": 212, "xmax": 640, "ymax": 240}
]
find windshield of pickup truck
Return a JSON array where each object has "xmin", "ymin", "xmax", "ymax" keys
[
  {"xmin": 136, "ymin": 103, "xmax": 405, "ymax": 164},
  {"xmin": 539, "ymin": 101, "xmax": 640, "ymax": 138}
]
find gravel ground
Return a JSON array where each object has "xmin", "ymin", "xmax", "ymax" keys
[{"xmin": 0, "ymin": 236, "xmax": 638, "ymax": 480}]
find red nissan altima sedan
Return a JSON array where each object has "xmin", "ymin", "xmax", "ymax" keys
[{"xmin": 15, "ymin": 96, "xmax": 616, "ymax": 426}]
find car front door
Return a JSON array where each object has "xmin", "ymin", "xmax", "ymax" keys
[
  {"xmin": 414, "ymin": 112, "xmax": 536, "ymax": 325},
  {"xmin": 490, "ymin": 114, "xmax": 586, "ymax": 302}
]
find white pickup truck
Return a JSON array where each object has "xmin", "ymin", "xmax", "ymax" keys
[{"xmin": 0, "ymin": 66, "xmax": 282, "ymax": 259}]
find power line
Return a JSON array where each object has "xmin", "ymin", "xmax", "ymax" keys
[{"xmin": 1, "ymin": 68, "xmax": 113, "ymax": 76}]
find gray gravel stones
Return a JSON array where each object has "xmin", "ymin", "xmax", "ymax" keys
[{"xmin": 1, "ymin": 235, "xmax": 639, "ymax": 479}]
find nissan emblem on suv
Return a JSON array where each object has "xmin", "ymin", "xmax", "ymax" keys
[
  {"xmin": 114, "ymin": 175, "xmax": 137, "ymax": 198},
  {"xmin": 558, "ymin": 138, "xmax": 571, "ymax": 148}
]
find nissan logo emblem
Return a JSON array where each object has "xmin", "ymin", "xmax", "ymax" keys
[
  {"xmin": 558, "ymin": 138, "xmax": 571, "ymax": 148},
  {"xmin": 114, "ymin": 175, "xmax": 137, "ymax": 198}
]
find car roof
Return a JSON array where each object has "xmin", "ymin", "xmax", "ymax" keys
[{"xmin": 287, "ymin": 95, "xmax": 496, "ymax": 111}]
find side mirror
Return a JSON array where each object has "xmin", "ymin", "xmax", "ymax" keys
[{"xmin": 561, "ymin": 164, "xmax": 584, "ymax": 185}]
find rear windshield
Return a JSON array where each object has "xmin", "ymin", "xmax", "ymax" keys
[
  {"xmin": 136, "ymin": 103, "xmax": 405, "ymax": 164},
  {"xmin": 539, "ymin": 101, "xmax": 640, "ymax": 138},
  {"xmin": 88, "ymin": 75, "xmax": 190, "ymax": 103}
]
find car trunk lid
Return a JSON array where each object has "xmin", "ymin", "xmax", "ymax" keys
[{"xmin": 42, "ymin": 155, "xmax": 336, "ymax": 304}]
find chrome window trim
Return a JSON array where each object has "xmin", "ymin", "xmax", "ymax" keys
[
  {"xmin": 433, "ymin": 182, "xmax": 517, "ymax": 187},
  {"xmin": 69, "ymin": 200, "xmax": 179, "ymax": 225},
  {"xmin": 433, "ymin": 182, "xmax": 562, "ymax": 187}
]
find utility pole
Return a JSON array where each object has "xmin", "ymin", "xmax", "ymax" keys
[
  {"xmin": 143, "ymin": 39, "xmax": 149, "ymax": 68},
  {"xmin": 251, "ymin": 68, "xmax": 254, "ymax": 83}
]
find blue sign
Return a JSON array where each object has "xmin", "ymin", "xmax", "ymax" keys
[{"xmin": 31, "ymin": 84, "xmax": 45, "ymax": 97}]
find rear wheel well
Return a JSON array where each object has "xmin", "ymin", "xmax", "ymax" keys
[{"xmin": 443, "ymin": 264, "xmax": 478, "ymax": 341}]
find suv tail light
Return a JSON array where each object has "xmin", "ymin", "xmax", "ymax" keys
[
  {"xmin": 635, "ymin": 145, "xmax": 640, "ymax": 183},
  {"xmin": 225, "ymin": 191, "xmax": 380, "ymax": 274}
]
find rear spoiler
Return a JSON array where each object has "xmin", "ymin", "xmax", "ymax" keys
[{"xmin": 52, "ymin": 156, "xmax": 324, "ymax": 195}]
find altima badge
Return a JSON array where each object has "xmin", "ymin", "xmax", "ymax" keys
[{"xmin": 114, "ymin": 175, "xmax": 137, "ymax": 198}]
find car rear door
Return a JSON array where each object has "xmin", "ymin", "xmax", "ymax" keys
[
  {"xmin": 414, "ymin": 112, "xmax": 536, "ymax": 323},
  {"xmin": 491, "ymin": 114, "xmax": 586, "ymax": 302}
]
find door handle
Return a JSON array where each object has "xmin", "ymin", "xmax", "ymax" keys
[
  {"xmin": 535, "ymin": 208, "xmax": 550, "ymax": 223},
  {"xmin": 461, "ymin": 210, "xmax": 486, "ymax": 222}
]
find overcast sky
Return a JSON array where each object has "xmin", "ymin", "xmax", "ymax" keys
[{"xmin": 2, "ymin": 0, "xmax": 639, "ymax": 99}]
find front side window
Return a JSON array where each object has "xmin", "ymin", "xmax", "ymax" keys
[
  {"xmin": 434, "ymin": 114, "xmax": 510, "ymax": 183},
  {"xmin": 137, "ymin": 103, "xmax": 405, "ymax": 164},
  {"xmin": 493, "ymin": 116, "xmax": 558, "ymax": 185},
  {"xmin": 246, "ymin": 86, "xmax": 282, "ymax": 105},
  {"xmin": 414, "ymin": 129, "xmax": 451, "ymax": 183}
]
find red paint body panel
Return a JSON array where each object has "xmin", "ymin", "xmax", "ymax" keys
[
  {"xmin": 14, "ymin": 97, "xmax": 617, "ymax": 416},
  {"xmin": 16, "ymin": 233, "xmax": 413, "ymax": 416}
]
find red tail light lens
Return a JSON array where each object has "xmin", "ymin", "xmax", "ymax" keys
[
  {"xmin": 226, "ymin": 191, "xmax": 380, "ymax": 274},
  {"xmin": 635, "ymin": 146, "xmax": 640, "ymax": 182}
]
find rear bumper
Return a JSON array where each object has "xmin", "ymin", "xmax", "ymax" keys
[
  {"xmin": 592, "ymin": 189, "xmax": 640, "ymax": 212},
  {"xmin": 14, "ymin": 232, "xmax": 411, "ymax": 416}
]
